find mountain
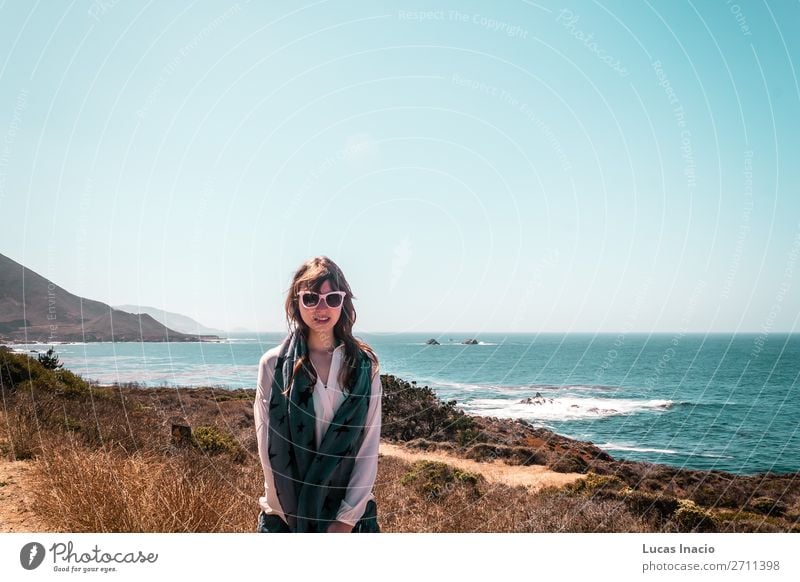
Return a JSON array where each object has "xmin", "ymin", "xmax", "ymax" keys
[
  {"xmin": 114, "ymin": 304, "xmax": 226, "ymax": 336},
  {"xmin": 0, "ymin": 252, "xmax": 221, "ymax": 343}
]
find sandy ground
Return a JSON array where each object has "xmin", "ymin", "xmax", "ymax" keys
[
  {"xmin": 0, "ymin": 457, "xmax": 45, "ymax": 532},
  {"xmin": 0, "ymin": 443, "xmax": 586, "ymax": 532},
  {"xmin": 379, "ymin": 442, "xmax": 586, "ymax": 491}
]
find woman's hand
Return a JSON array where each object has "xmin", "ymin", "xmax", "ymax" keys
[{"xmin": 326, "ymin": 520, "xmax": 353, "ymax": 533}]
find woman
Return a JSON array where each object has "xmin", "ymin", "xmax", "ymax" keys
[{"xmin": 254, "ymin": 256, "xmax": 382, "ymax": 533}]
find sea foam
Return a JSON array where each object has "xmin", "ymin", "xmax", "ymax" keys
[{"xmin": 463, "ymin": 395, "xmax": 673, "ymax": 421}]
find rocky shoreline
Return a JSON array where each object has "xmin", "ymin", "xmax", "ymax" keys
[
  {"xmin": 376, "ymin": 374, "xmax": 800, "ymax": 532},
  {"xmin": 80, "ymin": 372, "xmax": 800, "ymax": 532},
  {"xmin": 2, "ymin": 343, "xmax": 798, "ymax": 532}
]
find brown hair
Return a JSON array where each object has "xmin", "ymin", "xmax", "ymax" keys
[{"xmin": 283, "ymin": 256, "xmax": 379, "ymax": 393}]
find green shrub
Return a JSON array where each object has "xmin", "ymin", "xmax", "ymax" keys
[
  {"xmin": 620, "ymin": 488, "xmax": 679, "ymax": 522},
  {"xmin": 464, "ymin": 443, "xmax": 546, "ymax": 465},
  {"xmin": 748, "ymin": 496, "xmax": 786, "ymax": 517},
  {"xmin": 62, "ymin": 416, "xmax": 82, "ymax": 433},
  {"xmin": 381, "ymin": 375, "xmax": 481, "ymax": 442},
  {"xmin": 450, "ymin": 414, "xmax": 475, "ymax": 431},
  {"xmin": 52, "ymin": 368, "xmax": 93, "ymax": 398},
  {"xmin": 400, "ymin": 460, "xmax": 483, "ymax": 501},
  {"xmin": 1, "ymin": 349, "xmax": 39, "ymax": 394},
  {"xmin": 564, "ymin": 472, "xmax": 627, "ymax": 497},
  {"xmin": 673, "ymin": 499, "xmax": 717, "ymax": 532},
  {"xmin": 37, "ymin": 347, "xmax": 63, "ymax": 370},
  {"xmin": 192, "ymin": 425, "xmax": 245, "ymax": 462},
  {"xmin": 0, "ymin": 348, "xmax": 93, "ymax": 399}
]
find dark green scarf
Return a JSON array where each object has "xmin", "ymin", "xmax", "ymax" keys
[{"xmin": 266, "ymin": 329, "xmax": 378, "ymax": 533}]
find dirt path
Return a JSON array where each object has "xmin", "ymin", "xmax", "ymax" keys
[
  {"xmin": 0, "ymin": 458, "xmax": 45, "ymax": 533},
  {"xmin": 380, "ymin": 442, "xmax": 586, "ymax": 491}
]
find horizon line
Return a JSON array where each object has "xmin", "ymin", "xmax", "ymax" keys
[{"xmin": 230, "ymin": 330, "xmax": 799, "ymax": 335}]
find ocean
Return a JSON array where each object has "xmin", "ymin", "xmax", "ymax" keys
[{"xmin": 9, "ymin": 332, "xmax": 799, "ymax": 476}]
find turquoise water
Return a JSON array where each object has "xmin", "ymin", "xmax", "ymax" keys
[{"xmin": 9, "ymin": 332, "xmax": 799, "ymax": 475}]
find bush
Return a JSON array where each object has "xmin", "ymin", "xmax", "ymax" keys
[
  {"xmin": 550, "ymin": 454, "xmax": 588, "ymax": 474},
  {"xmin": 0, "ymin": 348, "xmax": 91, "ymax": 399},
  {"xmin": 673, "ymin": 499, "xmax": 717, "ymax": 532},
  {"xmin": 53, "ymin": 368, "xmax": 94, "ymax": 398},
  {"xmin": 620, "ymin": 488, "xmax": 679, "ymax": 523},
  {"xmin": 456, "ymin": 427, "xmax": 486, "ymax": 447},
  {"xmin": 37, "ymin": 348, "xmax": 63, "ymax": 370},
  {"xmin": 450, "ymin": 414, "xmax": 475, "ymax": 431},
  {"xmin": 400, "ymin": 460, "xmax": 483, "ymax": 501},
  {"xmin": 563, "ymin": 472, "xmax": 627, "ymax": 497},
  {"xmin": 2, "ymin": 349, "xmax": 37, "ymax": 394},
  {"xmin": 464, "ymin": 443, "xmax": 546, "ymax": 466},
  {"xmin": 403, "ymin": 438, "xmax": 456, "ymax": 454},
  {"xmin": 381, "ymin": 375, "xmax": 481, "ymax": 442},
  {"xmin": 748, "ymin": 496, "xmax": 786, "ymax": 517},
  {"xmin": 192, "ymin": 425, "xmax": 245, "ymax": 462}
]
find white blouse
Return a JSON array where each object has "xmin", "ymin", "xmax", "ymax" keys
[{"xmin": 253, "ymin": 341, "xmax": 382, "ymax": 528}]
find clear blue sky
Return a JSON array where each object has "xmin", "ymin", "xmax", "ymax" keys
[{"xmin": 1, "ymin": 0, "xmax": 798, "ymax": 333}]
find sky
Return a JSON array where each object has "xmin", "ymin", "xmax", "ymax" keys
[{"xmin": 0, "ymin": 0, "xmax": 799, "ymax": 334}]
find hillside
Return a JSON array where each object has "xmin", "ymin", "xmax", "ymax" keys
[
  {"xmin": 114, "ymin": 304, "xmax": 226, "ymax": 336},
  {"xmin": 0, "ymin": 253, "xmax": 220, "ymax": 343}
]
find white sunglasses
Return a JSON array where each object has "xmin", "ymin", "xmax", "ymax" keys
[{"xmin": 296, "ymin": 290, "xmax": 347, "ymax": 309}]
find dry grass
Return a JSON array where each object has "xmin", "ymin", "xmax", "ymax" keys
[
  {"xmin": 3, "ymin": 346, "xmax": 798, "ymax": 533},
  {"xmin": 374, "ymin": 454, "xmax": 656, "ymax": 533},
  {"xmin": 29, "ymin": 439, "xmax": 262, "ymax": 532},
  {"xmin": 20, "ymin": 436, "xmax": 655, "ymax": 533}
]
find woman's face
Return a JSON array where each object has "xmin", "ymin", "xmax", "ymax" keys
[{"xmin": 297, "ymin": 279, "xmax": 343, "ymax": 339}]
